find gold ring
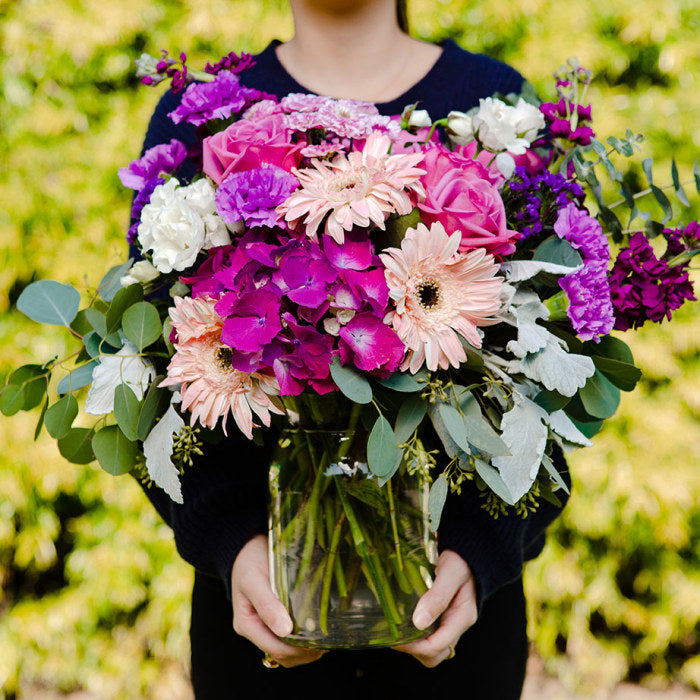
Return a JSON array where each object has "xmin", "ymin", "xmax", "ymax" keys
[
  {"xmin": 262, "ymin": 654, "xmax": 280, "ymax": 669},
  {"xmin": 446, "ymin": 645, "xmax": 456, "ymax": 660}
]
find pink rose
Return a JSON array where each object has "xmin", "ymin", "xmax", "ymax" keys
[
  {"xmin": 202, "ymin": 114, "xmax": 304, "ymax": 184},
  {"xmin": 417, "ymin": 143, "xmax": 519, "ymax": 257}
]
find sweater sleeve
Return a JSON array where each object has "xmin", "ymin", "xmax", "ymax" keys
[{"xmin": 437, "ymin": 444, "xmax": 570, "ymax": 611}]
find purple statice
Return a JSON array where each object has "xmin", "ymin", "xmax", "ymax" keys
[
  {"xmin": 169, "ymin": 71, "xmax": 262, "ymax": 126},
  {"xmin": 214, "ymin": 165, "xmax": 299, "ymax": 228},
  {"xmin": 554, "ymin": 202, "xmax": 609, "ymax": 263},
  {"xmin": 558, "ymin": 261, "xmax": 615, "ymax": 341},
  {"xmin": 609, "ymin": 231, "xmax": 696, "ymax": 331},
  {"xmin": 503, "ymin": 166, "xmax": 584, "ymax": 239},
  {"xmin": 204, "ymin": 51, "xmax": 256, "ymax": 75},
  {"xmin": 126, "ymin": 176, "xmax": 165, "ymax": 243},
  {"xmin": 118, "ymin": 140, "xmax": 187, "ymax": 190}
]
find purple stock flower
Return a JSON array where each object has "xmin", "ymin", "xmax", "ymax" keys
[
  {"xmin": 204, "ymin": 51, "xmax": 256, "ymax": 75},
  {"xmin": 338, "ymin": 313, "xmax": 404, "ymax": 372},
  {"xmin": 215, "ymin": 165, "xmax": 299, "ymax": 228},
  {"xmin": 169, "ymin": 71, "xmax": 260, "ymax": 126},
  {"xmin": 558, "ymin": 261, "xmax": 615, "ymax": 341},
  {"xmin": 118, "ymin": 140, "xmax": 187, "ymax": 190},
  {"xmin": 554, "ymin": 202, "xmax": 609, "ymax": 263},
  {"xmin": 609, "ymin": 231, "xmax": 696, "ymax": 331},
  {"xmin": 540, "ymin": 99, "xmax": 595, "ymax": 146}
]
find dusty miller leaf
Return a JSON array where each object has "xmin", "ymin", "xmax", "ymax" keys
[{"xmin": 143, "ymin": 403, "xmax": 184, "ymax": 503}]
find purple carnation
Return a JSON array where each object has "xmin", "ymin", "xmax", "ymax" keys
[
  {"xmin": 558, "ymin": 261, "xmax": 615, "ymax": 341},
  {"xmin": 554, "ymin": 202, "xmax": 609, "ymax": 263},
  {"xmin": 609, "ymin": 231, "xmax": 696, "ymax": 331},
  {"xmin": 118, "ymin": 140, "xmax": 187, "ymax": 190},
  {"xmin": 215, "ymin": 165, "xmax": 299, "ymax": 228},
  {"xmin": 127, "ymin": 176, "xmax": 164, "ymax": 243},
  {"xmin": 169, "ymin": 71, "xmax": 258, "ymax": 126}
]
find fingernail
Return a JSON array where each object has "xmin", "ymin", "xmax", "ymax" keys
[
  {"xmin": 413, "ymin": 609, "xmax": 432, "ymax": 630},
  {"xmin": 274, "ymin": 617, "xmax": 293, "ymax": 637}
]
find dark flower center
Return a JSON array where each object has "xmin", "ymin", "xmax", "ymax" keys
[
  {"xmin": 417, "ymin": 278, "xmax": 441, "ymax": 309},
  {"xmin": 215, "ymin": 346, "xmax": 234, "ymax": 371}
]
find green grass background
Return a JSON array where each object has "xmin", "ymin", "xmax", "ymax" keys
[{"xmin": 0, "ymin": 0, "xmax": 698, "ymax": 696}]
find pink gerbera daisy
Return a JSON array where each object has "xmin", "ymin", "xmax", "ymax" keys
[
  {"xmin": 380, "ymin": 222, "xmax": 504, "ymax": 373},
  {"xmin": 160, "ymin": 296, "xmax": 284, "ymax": 438},
  {"xmin": 278, "ymin": 131, "xmax": 425, "ymax": 244}
]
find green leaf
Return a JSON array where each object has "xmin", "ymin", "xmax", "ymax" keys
[
  {"xmin": 56, "ymin": 360, "xmax": 99, "ymax": 395},
  {"xmin": 671, "ymin": 159, "xmax": 690, "ymax": 207},
  {"xmin": 438, "ymin": 403, "xmax": 469, "ymax": 453},
  {"xmin": 533, "ymin": 236, "xmax": 583, "ymax": 268},
  {"xmin": 329, "ymin": 357, "xmax": 372, "ymax": 404},
  {"xmin": 92, "ymin": 425, "xmax": 137, "ymax": 475},
  {"xmin": 394, "ymin": 396, "xmax": 427, "ymax": 444},
  {"xmin": 9, "ymin": 365, "xmax": 47, "ymax": 409},
  {"xmin": 137, "ymin": 376, "xmax": 170, "ymax": 441},
  {"xmin": 122, "ymin": 301, "xmax": 162, "ymax": 351},
  {"xmin": 376, "ymin": 370, "xmax": 428, "ymax": 393},
  {"xmin": 644, "ymin": 220, "xmax": 664, "ymax": 239},
  {"xmin": 98, "ymin": 259, "xmax": 133, "ymax": 302},
  {"xmin": 650, "ymin": 185, "xmax": 672, "ymax": 224},
  {"xmin": 105, "ymin": 283, "xmax": 143, "ymax": 335},
  {"xmin": 44, "ymin": 394, "xmax": 79, "ymax": 439},
  {"xmin": 592, "ymin": 356, "xmax": 642, "ymax": 392},
  {"xmin": 579, "ymin": 370, "xmax": 620, "ymax": 419},
  {"xmin": 427, "ymin": 473, "xmax": 448, "ymax": 531},
  {"xmin": 534, "ymin": 389, "xmax": 571, "ymax": 412},
  {"xmin": 16, "ymin": 280, "xmax": 81, "ymax": 326},
  {"xmin": 474, "ymin": 458, "xmax": 514, "ymax": 504},
  {"xmin": 588, "ymin": 335, "xmax": 635, "ymax": 364},
  {"xmin": 541, "ymin": 453, "xmax": 570, "ymax": 495},
  {"xmin": 606, "ymin": 135, "xmax": 634, "ymax": 157},
  {"xmin": 57, "ymin": 428, "xmax": 94, "ymax": 464},
  {"xmin": 70, "ymin": 309, "xmax": 93, "ymax": 336},
  {"xmin": 642, "ymin": 157, "xmax": 654, "ymax": 186},
  {"xmin": 34, "ymin": 397, "xmax": 49, "ymax": 441},
  {"xmin": 0, "ymin": 384, "xmax": 25, "ymax": 416},
  {"xmin": 598, "ymin": 206, "xmax": 623, "ymax": 242},
  {"xmin": 569, "ymin": 416, "xmax": 604, "ymax": 439},
  {"xmin": 114, "ymin": 383, "xmax": 141, "ymax": 441},
  {"xmin": 367, "ymin": 414, "xmax": 402, "ymax": 479},
  {"xmin": 463, "ymin": 413, "xmax": 511, "ymax": 456},
  {"xmin": 84, "ymin": 307, "xmax": 107, "ymax": 336},
  {"xmin": 694, "ymin": 160, "xmax": 700, "ymax": 194}
]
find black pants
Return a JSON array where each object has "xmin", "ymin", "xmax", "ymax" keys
[{"xmin": 189, "ymin": 570, "xmax": 529, "ymax": 699}]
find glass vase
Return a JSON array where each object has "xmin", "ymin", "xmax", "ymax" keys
[{"xmin": 268, "ymin": 397, "xmax": 438, "ymax": 650}]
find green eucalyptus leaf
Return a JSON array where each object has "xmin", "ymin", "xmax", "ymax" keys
[
  {"xmin": 428, "ymin": 473, "xmax": 448, "ymax": 531},
  {"xmin": 137, "ymin": 376, "xmax": 170, "ymax": 441},
  {"xmin": 17, "ymin": 280, "xmax": 81, "ymax": 327},
  {"xmin": 329, "ymin": 357, "xmax": 372, "ymax": 404},
  {"xmin": 57, "ymin": 428, "xmax": 94, "ymax": 464},
  {"xmin": 650, "ymin": 185, "xmax": 672, "ymax": 224},
  {"xmin": 569, "ymin": 416, "xmax": 604, "ymax": 439},
  {"xmin": 474, "ymin": 458, "xmax": 514, "ymax": 504},
  {"xmin": 92, "ymin": 425, "xmax": 137, "ymax": 475},
  {"xmin": 644, "ymin": 220, "xmax": 664, "ymax": 239},
  {"xmin": 671, "ymin": 159, "xmax": 690, "ymax": 207},
  {"xmin": 598, "ymin": 205, "xmax": 623, "ymax": 242},
  {"xmin": 438, "ymin": 403, "xmax": 470, "ymax": 453},
  {"xmin": 376, "ymin": 370, "xmax": 427, "ymax": 393},
  {"xmin": 0, "ymin": 384, "xmax": 25, "ymax": 416},
  {"xmin": 642, "ymin": 157, "xmax": 654, "ymax": 186},
  {"xmin": 367, "ymin": 414, "xmax": 402, "ymax": 479},
  {"xmin": 592, "ymin": 356, "xmax": 642, "ymax": 392},
  {"xmin": 98, "ymin": 259, "xmax": 134, "ymax": 302},
  {"xmin": 394, "ymin": 396, "xmax": 427, "ymax": 444},
  {"xmin": 122, "ymin": 301, "xmax": 162, "ymax": 351},
  {"xmin": 9, "ymin": 365, "xmax": 47, "ymax": 410},
  {"xmin": 44, "ymin": 394, "xmax": 79, "ymax": 439},
  {"xmin": 106, "ymin": 283, "xmax": 143, "ymax": 335},
  {"xmin": 84, "ymin": 307, "xmax": 107, "ymax": 336},
  {"xmin": 588, "ymin": 335, "xmax": 635, "ymax": 364},
  {"xmin": 56, "ymin": 360, "xmax": 99, "ymax": 395},
  {"xmin": 463, "ymin": 413, "xmax": 511, "ymax": 456},
  {"xmin": 70, "ymin": 309, "xmax": 93, "ymax": 336},
  {"xmin": 541, "ymin": 453, "xmax": 570, "ymax": 495},
  {"xmin": 694, "ymin": 160, "xmax": 700, "ymax": 194},
  {"xmin": 114, "ymin": 383, "xmax": 141, "ymax": 441},
  {"xmin": 580, "ymin": 370, "xmax": 621, "ymax": 419},
  {"xmin": 533, "ymin": 236, "xmax": 583, "ymax": 268},
  {"xmin": 534, "ymin": 388, "xmax": 571, "ymax": 412},
  {"xmin": 34, "ymin": 397, "xmax": 49, "ymax": 441}
]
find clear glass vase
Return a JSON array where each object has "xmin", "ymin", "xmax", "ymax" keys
[{"xmin": 268, "ymin": 397, "xmax": 438, "ymax": 650}]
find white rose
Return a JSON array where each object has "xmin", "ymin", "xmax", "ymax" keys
[
  {"xmin": 137, "ymin": 178, "xmax": 205, "ymax": 273},
  {"xmin": 446, "ymin": 110, "xmax": 475, "ymax": 146},
  {"xmin": 408, "ymin": 109, "xmax": 432, "ymax": 129},
  {"xmin": 180, "ymin": 179, "xmax": 231, "ymax": 250},
  {"xmin": 120, "ymin": 260, "xmax": 160, "ymax": 288}
]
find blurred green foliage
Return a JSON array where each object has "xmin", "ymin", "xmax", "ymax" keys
[{"xmin": 0, "ymin": 0, "xmax": 698, "ymax": 696}]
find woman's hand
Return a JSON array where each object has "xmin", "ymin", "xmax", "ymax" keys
[
  {"xmin": 392, "ymin": 549, "xmax": 477, "ymax": 667},
  {"xmin": 230, "ymin": 534, "xmax": 326, "ymax": 668}
]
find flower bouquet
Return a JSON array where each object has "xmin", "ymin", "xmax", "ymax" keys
[{"xmin": 4, "ymin": 51, "xmax": 698, "ymax": 648}]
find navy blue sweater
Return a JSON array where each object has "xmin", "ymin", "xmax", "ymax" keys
[{"xmin": 135, "ymin": 38, "xmax": 569, "ymax": 609}]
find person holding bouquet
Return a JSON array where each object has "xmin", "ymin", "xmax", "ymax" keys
[{"xmin": 132, "ymin": 0, "xmax": 571, "ymax": 697}]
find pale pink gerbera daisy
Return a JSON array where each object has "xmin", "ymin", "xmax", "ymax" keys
[
  {"xmin": 380, "ymin": 222, "xmax": 504, "ymax": 373},
  {"xmin": 278, "ymin": 131, "xmax": 425, "ymax": 244},
  {"xmin": 160, "ymin": 295, "xmax": 284, "ymax": 439}
]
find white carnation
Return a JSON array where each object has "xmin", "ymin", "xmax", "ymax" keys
[
  {"xmin": 471, "ymin": 97, "xmax": 544, "ymax": 155},
  {"xmin": 85, "ymin": 340, "xmax": 156, "ymax": 415},
  {"xmin": 446, "ymin": 110, "xmax": 475, "ymax": 146},
  {"xmin": 179, "ymin": 179, "xmax": 231, "ymax": 249},
  {"xmin": 137, "ymin": 178, "xmax": 205, "ymax": 273},
  {"xmin": 119, "ymin": 260, "xmax": 160, "ymax": 288},
  {"xmin": 408, "ymin": 109, "xmax": 432, "ymax": 128}
]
